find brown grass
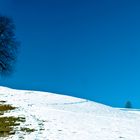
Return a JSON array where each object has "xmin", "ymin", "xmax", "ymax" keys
[{"xmin": 0, "ymin": 101, "xmax": 35, "ymax": 137}]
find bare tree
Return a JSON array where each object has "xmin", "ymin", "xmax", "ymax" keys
[{"xmin": 0, "ymin": 15, "xmax": 19, "ymax": 76}]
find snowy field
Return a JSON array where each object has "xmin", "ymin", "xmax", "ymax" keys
[{"xmin": 0, "ymin": 86, "xmax": 140, "ymax": 140}]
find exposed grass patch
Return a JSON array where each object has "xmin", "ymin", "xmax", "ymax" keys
[
  {"xmin": 0, "ymin": 101, "xmax": 36, "ymax": 137},
  {"xmin": 0, "ymin": 112, "xmax": 4, "ymax": 115},
  {"xmin": 0, "ymin": 116, "xmax": 26, "ymax": 137},
  {"xmin": 0, "ymin": 101, "xmax": 6, "ymax": 103},
  {"xmin": 20, "ymin": 127, "xmax": 36, "ymax": 133},
  {"xmin": 0, "ymin": 102, "xmax": 25, "ymax": 137},
  {"xmin": 0, "ymin": 104, "xmax": 16, "ymax": 112},
  {"xmin": 0, "ymin": 103, "xmax": 16, "ymax": 117}
]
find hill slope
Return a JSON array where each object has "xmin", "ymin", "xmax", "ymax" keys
[{"xmin": 0, "ymin": 86, "xmax": 140, "ymax": 140}]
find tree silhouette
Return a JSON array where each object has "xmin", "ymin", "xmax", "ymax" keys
[
  {"xmin": 125, "ymin": 101, "xmax": 132, "ymax": 108},
  {"xmin": 0, "ymin": 15, "xmax": 19, "ymax": 76}
]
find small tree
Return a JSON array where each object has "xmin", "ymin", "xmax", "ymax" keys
[
  {"xmin": 125, "ymin": 101, "xmax": 132, "ymax": 108},
  {"xmin": 0, "ymin": 15, "xmax": 19, "ymax": 76}
]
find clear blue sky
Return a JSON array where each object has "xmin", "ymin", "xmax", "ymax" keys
[{"xmin": 0, "ymin": 0, "xmax": 140, "ymax": 108}]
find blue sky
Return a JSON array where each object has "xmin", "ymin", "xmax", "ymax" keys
[{"xmin": 0, "ymin": 0, "xmax": 140, "ymax": 108}]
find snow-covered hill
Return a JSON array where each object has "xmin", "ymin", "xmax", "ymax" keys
[{"xmin": 0, "ymin": 86, "xmax": 140, "ymax": 140}]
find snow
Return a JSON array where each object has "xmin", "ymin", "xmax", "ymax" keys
[{"xmin": 0, "ymin": 86, "xmax": 140, "ymax": 140}]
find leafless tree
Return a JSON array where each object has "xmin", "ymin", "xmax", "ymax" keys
[{"xmin": 0, "ymin": 15, "xmax": 19, "ymax": 76}]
